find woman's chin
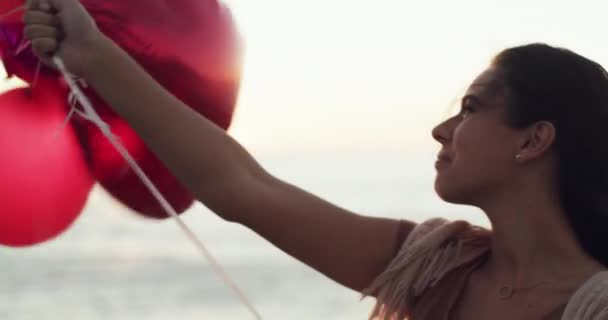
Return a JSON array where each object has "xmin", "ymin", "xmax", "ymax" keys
[{"xmin": 434, "ymin": 181, "xmax": 469, "ymax": 204}]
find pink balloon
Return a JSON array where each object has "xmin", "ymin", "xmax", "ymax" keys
[{"xmin": 0, "ymin": 81, "xmax": 94, "ymax": 246}]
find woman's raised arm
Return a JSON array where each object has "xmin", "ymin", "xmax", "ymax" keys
[{"xmin": 25, "ymin": 0, "xmax": 418, "ymax": 291}]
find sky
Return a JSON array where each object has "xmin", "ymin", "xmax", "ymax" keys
[
  {"xmin": 3, "ymin": 3, "xmax": 608, "ymax": 317},
  {"xmin": 2, "ymin": 0, "xmax": 608, "ymax": 154}
]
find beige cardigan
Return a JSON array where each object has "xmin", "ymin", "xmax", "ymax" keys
[{"xmin": 363, "ymin": 218, "xmax": 608, "ymax": 320}]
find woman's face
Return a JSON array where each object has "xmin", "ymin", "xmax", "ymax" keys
[{"xmin": 432, "ymin": 67, "xmax": 523, "ymax": 205}]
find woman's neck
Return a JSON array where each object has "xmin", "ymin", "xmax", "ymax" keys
[{"xmin": 483, "ymin": 208, "xmax": 604, "ymax": 294}]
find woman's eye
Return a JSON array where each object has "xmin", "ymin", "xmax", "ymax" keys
[{"xmin": 460, "ymin": 106, "xmax": 474, "ymax": 118}]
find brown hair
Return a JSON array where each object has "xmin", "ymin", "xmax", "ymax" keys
[{"xmin": 493, "ymin": 43, "xmax": 608, "ymax": 266}]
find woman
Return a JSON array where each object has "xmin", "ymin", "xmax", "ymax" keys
[{"xmin": 22, "ymin": 0, "xmax": 608, "ymax": 318}]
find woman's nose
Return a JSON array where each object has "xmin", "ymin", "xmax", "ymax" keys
[{"xmin": 432, "ymin": 120, "xmax": 451, "ymax": 144}]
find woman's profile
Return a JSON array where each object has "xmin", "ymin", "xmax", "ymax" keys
[{"xmin": 23, "ymin": 0, "xmax": 608, "ymax": 318}]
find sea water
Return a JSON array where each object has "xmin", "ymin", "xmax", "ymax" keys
[{"xmin": 1, "ymin": 150, "xmax": 488, "ymax": 320}]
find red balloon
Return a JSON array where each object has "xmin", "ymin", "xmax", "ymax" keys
[
  {"xmin": 0, "ymin": 1, "xmax": 23, "ymax": 25},
  {"xmin": 0, "ymin": 23, "xmax": 43, "ymax": 84},
  {"xmin": 71, "ymin": 107, "xmax": 195, "ymax": 218},
  {"xmin": 1, "ymin": 0, "xmax": 242, "ymax": 218},
  {"xmin": 0, "ymin": 80, "xmax": 94, "ymax": 247}
]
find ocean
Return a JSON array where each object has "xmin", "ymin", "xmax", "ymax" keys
[{"xmin": 1, "ymin": 150, "xmax": 488, "ymax": 320}]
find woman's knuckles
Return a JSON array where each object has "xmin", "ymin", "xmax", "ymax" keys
[{"xmin": 25, "ymin": 25, "xmax": 60, "ymax": 40}]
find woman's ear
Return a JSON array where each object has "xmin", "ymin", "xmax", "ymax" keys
[{"xmin": 516, "ymin": 121, "xmax": 556, "ymax": 161}]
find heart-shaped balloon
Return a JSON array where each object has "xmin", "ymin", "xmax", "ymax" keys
[{"xmin": 1, "ymin": 0, "xmax": 242, "ymax": 219}]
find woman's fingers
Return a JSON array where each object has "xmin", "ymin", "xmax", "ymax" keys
[
  {"xmin": 24, "ymin": 0, "xmax": 101, "ymax": 76},
  {"xmin": 25, "ymin": 23, "xmax": 61, "ymax": 56},
  {"xmin": 23, "ymin": 11, "xmax": 60, "ymax": 26},
  {"xmin": 24, "ymin": 9, "xmax": 63, "ymax": 58},
  {"xmin": 31, "ymin": 37, "xmax": 58, "ymax": 56},
  {"xmin": 26, "ymin": 0, "xmax": 52, "ymax": 11},
  {"xmin": 24, "ymin": 24, "xmax": 60, "ymax": 40}
]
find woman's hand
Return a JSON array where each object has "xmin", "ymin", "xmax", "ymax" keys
[{"xmin": 24, "ymin": 0, "xmax": 105, "ymax": 77}]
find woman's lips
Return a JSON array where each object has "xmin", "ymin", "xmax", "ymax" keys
[
  {"xmin": 435, "ymin": 159, "xmax": 450, "ymax": 169},
  {"xmin": 435, "ymin": 153, "xmax": 451, "ymax": 169}
]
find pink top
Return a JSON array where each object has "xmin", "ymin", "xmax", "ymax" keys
[{"xmin": 363, "ymin": 218, "xmax": 608, "ymax": 320}]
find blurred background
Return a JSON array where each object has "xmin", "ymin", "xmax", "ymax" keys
[{"xmin": 2, "ymin": 0, "xmax": 608, "ymax": 319}]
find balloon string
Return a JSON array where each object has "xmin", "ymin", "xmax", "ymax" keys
[
  {"xmin": 1, "ymin": 6, "xmax": 261, "ymax": 318},
  {"xmin": 31, "ymin": 60, "xmax": 42, "ymax": 88},
  {"xmin": 1, "ymin": 5, "xmax": 44, "ymax": 91},
  {"xmin": 52, "ymin": 56, "xmax": 262, "ymax": 320}
]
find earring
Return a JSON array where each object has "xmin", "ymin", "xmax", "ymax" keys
[{"xmin": 515, "ymin": 154, "xmax": 522, "ymax": 160}]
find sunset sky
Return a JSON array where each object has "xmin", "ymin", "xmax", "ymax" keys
[{"xmin": 2, "ymin": 0, "xmax": 608, "ymax": 154}]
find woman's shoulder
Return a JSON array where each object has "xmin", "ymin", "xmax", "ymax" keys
[
  {"xmin": 400, "ymin": 217, "xmax": 492, "ymax": 286},
  {"xmin": 402, "ymin": 217, "xmax": 491, "ymax": 247},
  {"xmin": 562, "ymin": 270, "xmax": 608, "ymax": 319},
  {"xmin": 364, "ymin": 217, "xmax": 492, "ymax": 319}
]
